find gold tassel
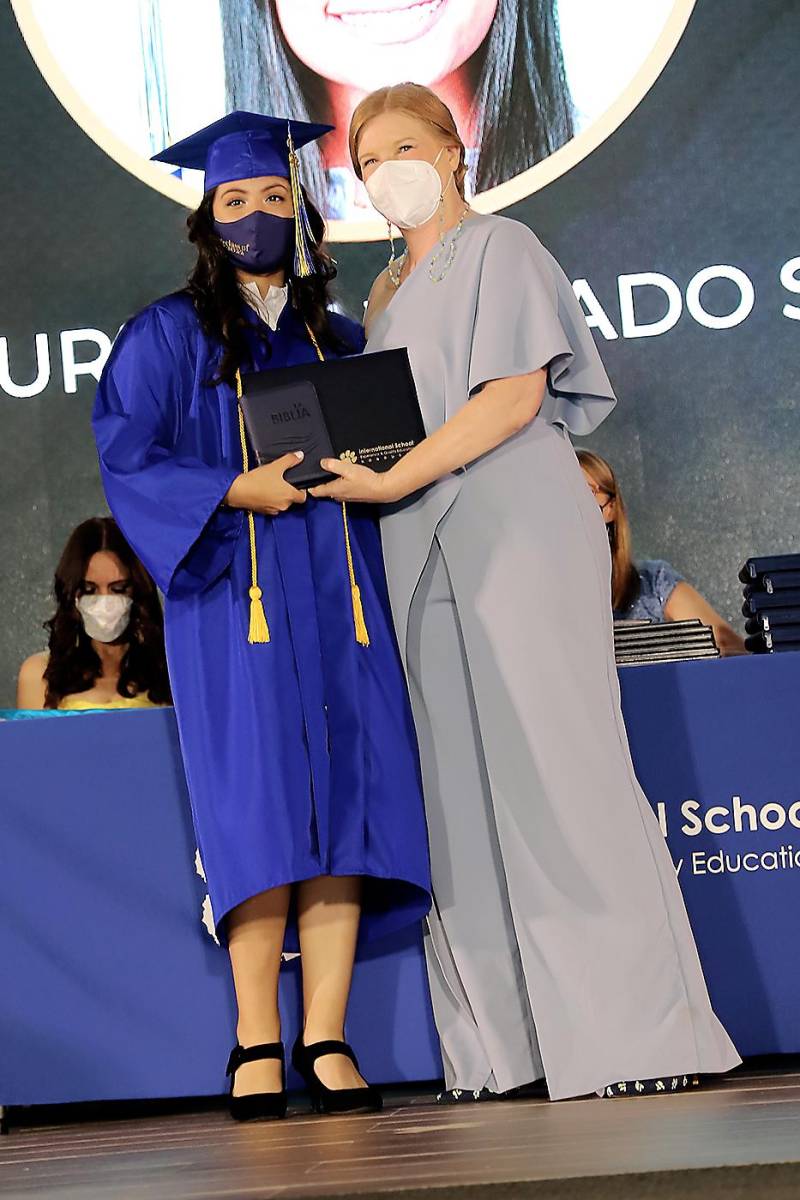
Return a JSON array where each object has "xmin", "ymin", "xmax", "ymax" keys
[
  {"xmin": 341, "ymin": 501, "xmax": 370, "ymax": 647},
  {"xmin": 236, "ymin": 369, "xmax": 270, "ymax": 643},
  {"xmin": 287, "ymin": 125, "xmax": 313, "ymax": 279},
  {"xmin": 304, "ymin": 322, "xmax": 370, "ymax": 647},
  {"xmin": 248, "ymin": 582, "xmax": 270, "ymax": 644},
  {"xmin": 233, "ymin": 338, "xmax": 369, "ymax": 648},
  {"xmin": 351, "ymin": 583, "xmax": 370, "ymax": 647}
]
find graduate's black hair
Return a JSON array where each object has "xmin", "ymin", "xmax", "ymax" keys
[
  {"xmin": 218, "ymin": 0, "xmax": 574, "ymax": 214},
  {"xmin": 184, "ymin": 187, "xmax": 346, "ymax": 386},
  {"xmin": 43, "ymin": 518, "xmax": 172, "ymax": 709}
]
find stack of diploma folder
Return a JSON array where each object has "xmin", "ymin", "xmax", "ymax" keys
[
  {"xmin": 613, "ymin": 619, "xmax": 720, "ymax": 666},
  {"xmin": 740, "ymin": 553, "xmax": 800, "ymax": 654}
]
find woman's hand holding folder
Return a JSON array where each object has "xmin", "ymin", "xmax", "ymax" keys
[{"xmin": 310, "ymin": 458, "xmax": 396, "ymax": 504}]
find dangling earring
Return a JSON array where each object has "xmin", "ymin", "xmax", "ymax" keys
[
  {"xmin": 386, "ymin": 219, "xmax": 405, "ymax": 289},
  {"xmin": 436, "ymin": 194, "xmax": 446, "ymax": 249},
  {"xmin": 386, "ymin": 220, "xmax": 397, "ymax": 273}
]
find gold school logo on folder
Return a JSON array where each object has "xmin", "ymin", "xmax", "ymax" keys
[
  {"xmin": 12, "ymin": 0, "xmax": 694, "ymax": 242},
  {"xmin": 342, "ymin": 442, "xmax": 415, "ymax": 467}
]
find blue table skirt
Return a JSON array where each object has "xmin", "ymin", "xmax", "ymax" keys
[{"xmin": 2, "ymin": 652, "xmax": 800, "ymax": 1106}]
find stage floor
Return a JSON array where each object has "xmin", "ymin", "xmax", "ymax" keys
[{"xmin": 3, "ymin": 1065, "xmax": 800, "ymax": 1200}]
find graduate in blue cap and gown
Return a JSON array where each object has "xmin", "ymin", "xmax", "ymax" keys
[{"xmin": 92, "ymin": 112, "xmax": 431, "ymax": 1121}]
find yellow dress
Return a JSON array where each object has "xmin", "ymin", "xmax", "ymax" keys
[{"xmin": 58, "ymin": 694, "xmax": 160, "ymax": 711}]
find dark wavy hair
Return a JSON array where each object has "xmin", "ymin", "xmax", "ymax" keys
[
  {"xmin": 219, "ymin": 0, "xmax": 574, "ymax": 210},
  {"xmin": 184, "ymin": 188, "xmax": 346, "ymax": 385},
  {"xmin": 43, "ymin": 518, "xmax": 172, "ymax": 709}
]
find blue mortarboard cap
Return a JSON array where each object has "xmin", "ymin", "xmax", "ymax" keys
[{"xmin": 151, "ymin": 110, "xmax": 333, "ymax": 191}]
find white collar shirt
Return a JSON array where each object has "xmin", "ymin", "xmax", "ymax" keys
[{"xmin": 239, "ymin": 281, "xmax": 288, "ymax": 331}]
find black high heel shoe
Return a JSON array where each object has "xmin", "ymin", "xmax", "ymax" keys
[
  {"xmin": 291, "ymin": 1034, "xmax": 383, "ymax": 1115},
  {"xmin": 226, "ymin": 1042, "xmax": 287, "ymax": 1122}
]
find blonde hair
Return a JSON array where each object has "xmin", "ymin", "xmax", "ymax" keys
[
  {"xmin": 575, "ymin": 450, "xmax": 640, "ymax": 612},
  {"xmin": 349, "ymin": 83, "xmax": 467, "ymax": 199}
]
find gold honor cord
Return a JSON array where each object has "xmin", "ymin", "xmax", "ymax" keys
[
  {"xmin": 235, "ymin": 323, "xmax": 370, "ymax": 648},
  {"xmin": 303, "ymin": 323, "xmax": 370, "ymax": 648},
  {"xmin": 236, "ymin": 369, "xmax": 271, "ymax": 644}
]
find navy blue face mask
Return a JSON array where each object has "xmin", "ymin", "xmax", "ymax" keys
[{"xmin": 213, "ymin": 209, "xmax": 295, "ymax": 275}]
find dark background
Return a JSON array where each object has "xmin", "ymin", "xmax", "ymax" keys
[{"xmin": 1, "ymin": 0, "xmax": 798, "ymax": 705}]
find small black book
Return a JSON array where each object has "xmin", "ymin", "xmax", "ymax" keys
[
  {"xmin": 614, "ymin": 633, "xmax": 716, "ymax": 652},
  {"xmin": 613, "ymin": 620, "xmax": 714, "ymax": 647},
  {"xmin": 617, "ymin": 647, "xmax": 720, "ymax": 666},
  {"xmin": 614, "ymin": 619, "xmax": 705, "ymax": 633},
  {"xmin": 618, "ymin": 624, "xmax": 705, "ymax": 643},
  {"xmin": 613, "ymin": 624, "xmax": 713, "ymax": 640},
  {"xmin": 239, "ymin": 348, "xmax": 426, "ymax": 488}
]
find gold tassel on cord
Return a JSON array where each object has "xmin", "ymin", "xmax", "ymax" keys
[
  {"xmin": 236, "ymin": 369, "xmax": 270, "ymax": 643},
  {"xmin": 304, "ymin": 322, "xmax": 370, "ymax": 647},
  {"xmin": 287, "ymin": 124, "xmax": 314, "ymax": 279},
  {"xmin": 233, "ymin": 337, "xmax": 370, "ymax": 648},
  {"xmin": 341, "ymin": 502, "xmax": 370, "ymax": 647}
]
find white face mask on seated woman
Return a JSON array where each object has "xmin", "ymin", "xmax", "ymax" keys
[
  {"xmin": 76, "ymin": 594, "xmax": 132, "ymax": 643},
  {"xmin": 365, "ymin": 149, "xmax": 452, "ymax": 230}
]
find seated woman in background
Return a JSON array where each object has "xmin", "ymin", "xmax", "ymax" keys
[
  {"xmin": 16, "ymin": 517, "xmax": 171, "ymax": 709},
  {"xmin": 577, "ymin": 450, "xmax": 745, "ymax": 656}
]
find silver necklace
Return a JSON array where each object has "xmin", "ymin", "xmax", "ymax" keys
[
  {"xmin": 388, "ymin": 206, "xmax": 471, "ymax": 290},
  {"xmin": 387, "ymin": 249, "xmax": 406, "ymax": 289},
  {"xmin": 429, "ymin": 206, "xmax": 470, "ymax": 283}
]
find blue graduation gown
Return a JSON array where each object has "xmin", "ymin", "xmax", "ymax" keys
[{"xmin": 92, "ymin": 292, "xmax": 431, "ymax": 947}]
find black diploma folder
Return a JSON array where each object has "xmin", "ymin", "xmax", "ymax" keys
[
  {"xmin": 739, "ymin": 554, "xmax": 800, "ymax": 585},
  {"xmin": 238, "ymin": 348, "xmax": 426, "ymax": 488},
  {"xmin": 745, "ymin": 627, "xmax": 800, "ymax": 653},
  {"xmin": 742, "ymin": 589, "xmax": 800, "ymax": 616},
  {"xmin": 745, "ymin": 608, "xmax": 800, "ymax": 635}
]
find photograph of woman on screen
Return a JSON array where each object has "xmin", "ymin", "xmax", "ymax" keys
[
  {"xmin": 219, "ymin": 0, "xmax": 574, "ymax": 218},
  {"xmin": 14, "ymin": 0, "xmax": 681, "ymax": 224}
]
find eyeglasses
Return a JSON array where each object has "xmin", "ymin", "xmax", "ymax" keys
[{"xmin": 586, "ymin": 482, "xmax": 614, "ymax": 512}]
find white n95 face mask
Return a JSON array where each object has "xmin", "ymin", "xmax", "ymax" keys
[
  {"xmin": 76, "ymin": 594, "xmax": 133, "ymax": 643},
  {"xmin": 365, "ymin": 150, "xmax": 448, "ymax": 230}
]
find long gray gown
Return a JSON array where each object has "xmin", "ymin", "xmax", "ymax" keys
[{"xmin": 365, "ymin": 213, "xmax": 740, "ymax": 1100}]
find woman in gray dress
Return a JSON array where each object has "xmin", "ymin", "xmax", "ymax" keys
[{"xmin": 312, "ymin": 83, "xmax": 740, "ymax": 1101}]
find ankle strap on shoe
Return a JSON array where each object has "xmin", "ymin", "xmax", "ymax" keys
[
  {"xmin": 226, "ymin": 1042, "xmax": 284, "ymax": 1077},
  {"xmin": 301, "ymin": 1039, "xmax": 359, "ymax": 1069}
]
